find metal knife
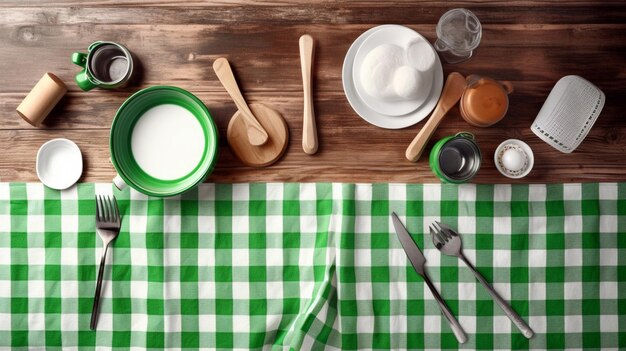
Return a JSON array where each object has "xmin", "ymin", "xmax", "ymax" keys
[{"xmin": 391, "ymin": 212, "xmax": 468, "ymax": 344}]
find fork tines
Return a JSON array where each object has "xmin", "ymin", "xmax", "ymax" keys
[
  {"xmin": 429, "ymin": 221, "xmax": 456, "ymax": 244},
  {"xmin": 429, "ymin": 223, "xmax": 446, "ymax": 245},
  {"xmin": 95, "ymin": 194, "xmax": 120, "ymax": 224}
]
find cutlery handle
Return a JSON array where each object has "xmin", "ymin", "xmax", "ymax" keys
[
  {"xmin": 299, "ymin": 34, "xmax": 318, "ymax": 155},
  {"xmin": 423, "ymin": 274, "xmax": 468, "ymax": 343},
  {"xmin": 460, "ymin": 255, "xmax": 534, "ymax": 339},
  {"xmin": 405, "ymin": 72, "xmax": 466, "ymax": 162},
  {"xmin": 405, "ymin": 106, "xmax": 447, "ymax": 162},
  {"xmin": 90, "ymin": 242, "xmax": 110, "ymax": 330},
  {"xmin": 212, "ymin": 57, "xmax": 268, "ymax": 146}
]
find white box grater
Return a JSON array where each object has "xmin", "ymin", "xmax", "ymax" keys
[{"xmin": 531, "ymin": 75, "xmax": 605, "ymax": 153}]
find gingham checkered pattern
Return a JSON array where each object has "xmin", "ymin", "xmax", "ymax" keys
[{"xmin": 0, "ymin": 182, "xmax": 624, "ymax": 350}]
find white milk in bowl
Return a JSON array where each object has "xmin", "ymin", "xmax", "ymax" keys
[{"xmin": 131, "ymin": 104, "xmax": 206, "ymax": 180}]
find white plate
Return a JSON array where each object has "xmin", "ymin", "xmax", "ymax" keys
[
  {"xmin": 36, "ymin": 138, "xmax": 83, "ymax": 190},
  {"xmin": 353, "ymin": 26, "xmax": 437, "ymax": 116},
  {"xmin": 342, "ymin": 25, "xmax": 444, "ymax": 129}
]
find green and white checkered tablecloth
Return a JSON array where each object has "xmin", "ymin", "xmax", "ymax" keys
[{"xmin": 0, "ymin": 183, "xmax": 624, "ymax": 350}]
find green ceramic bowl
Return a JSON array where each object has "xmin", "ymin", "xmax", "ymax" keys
[{"xmin": 110, "ymin": 86, "xmax": 218, "ymax": 197}]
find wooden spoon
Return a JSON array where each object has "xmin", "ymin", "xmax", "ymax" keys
[
  {"xmin": 299, "ymin": 34, "xmax": 318, "ymax": 155},
  {"xmin": 213, "ymin": 57, "xmax": 268, "ymax": 146},
  {"xmin": 405, "ymin": 72, "xmax": 467, "ymax": 162}
]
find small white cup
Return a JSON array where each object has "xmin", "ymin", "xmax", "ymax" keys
[{"xmin": 36, "ymin": 139, "xmax": 83, "ymax": 190}]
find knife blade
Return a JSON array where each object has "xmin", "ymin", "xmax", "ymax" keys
[{"xmin": 391, "ymin": 212, "xmax": 426, "ymax": 276}]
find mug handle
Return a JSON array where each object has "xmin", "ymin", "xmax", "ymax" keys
[
  {"xmin": 113, "ymin": 174, "xmax": 127, "ymax": 190},
  {"xmin": 434, "ymin": 39, "xmax": 449, "ymax": 52},
  {"xmin": 456, "ymin": 132, "xmax": 475, "ymax": 140},
  {"xmin": 74, "ymin": 70, "xmax": 96, "ymax": 91},
  {"xmin": 501, "ymin": 81, "xmax": 514, "ymax": 94},
  {"xmin": 71, "ymin": 52, "xmax": 87, "ymax": 67},
  {"xmin": 72, "ymin": 52, "xmax": 97, "ymax": 91},
  {"xmin": 465, "ymin": 74, "xmax": 480, "ymax": 86}
]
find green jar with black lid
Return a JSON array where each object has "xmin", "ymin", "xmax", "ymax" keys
[{"xmin": 429, "ymin": 132, "xmax": 481, "ymax": 183}]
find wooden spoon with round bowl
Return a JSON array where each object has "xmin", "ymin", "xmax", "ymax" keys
[
  {"xmin": 213, "ymin": 58, "xmax": 268, "ymax": 146},
  {"xmin": 213, "ymin": 58, "xmax": 289, "ymax": 167}
]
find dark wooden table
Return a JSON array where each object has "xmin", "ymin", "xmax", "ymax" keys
[{"xmin": 1, "ymin": 1, "xmax": 625, "ymax": 183}]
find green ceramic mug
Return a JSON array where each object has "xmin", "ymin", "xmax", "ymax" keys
[
  {"xmin": 72, "ymin": 41, "xmax": 134, "ymax": 91},
  {"xmin": 429, "ymin": 132, "xmax": 481, "ymax": 183},
  {"xmin": 110, "ymin": 86, "xmax": 218, "ymax": 197}
]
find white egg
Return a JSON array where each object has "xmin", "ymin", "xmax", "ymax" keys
[
  {"xmin": 501, "ymin": 148, "xmax": 526, "ymax": 171},
  {"xmin": 359, "ymin": 44, "xmax": 405, "ymax": 100},
  {"xmin": 392, "ymin": 66, "xmax": 422, "ymax": 99}
]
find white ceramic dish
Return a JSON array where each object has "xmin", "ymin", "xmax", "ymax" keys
[
  {"xmin": 342, "ymin": 25, "xmax": 444, "ymax": 129},
  {"xmin": 36, "ymin": 138, "xmax": 83, "ymax": 190},
  {"xmin": 494, "ymin": 139, "xmax": 534, "ymax": 179},
  {"xmin": 353, "ymin": 26, "xmax": 437, "ymax": 116}
]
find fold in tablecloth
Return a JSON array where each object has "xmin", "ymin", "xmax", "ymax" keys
[{"xmin": 0, "ymin": 183, "xmax": 624, "ymax": 350}]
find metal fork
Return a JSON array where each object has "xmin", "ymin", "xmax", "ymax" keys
[
  {"xmin": 91, "ymin": 194, "xmax": 121, "ymax": 330},
  {"xmin": 429, "ymin": 221, "xmax": 534, "ymax": 339}
]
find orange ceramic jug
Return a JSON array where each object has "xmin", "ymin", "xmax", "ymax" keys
[{"xmin": 459, "ymin": 75, "xmax": 513, "ymax": 127}]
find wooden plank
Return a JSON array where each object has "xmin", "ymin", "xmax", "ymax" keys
[
  {"xmin": 1, "ymin": 1, "xmax": 625, "ymax": 9},
  {"xmin": 0, "ymin": 23, "xmax": 624, "ymax": 93},
  {"xmin": 2, "ymin": 123, "xmax": 625, "ymax": 183},
  {"xmin": 1, "ymin": 6, "xmax": 626, "ymax": 24},
  {"xmin": 1, "ymin": 80, "xmax": 624, "ymax": 130}
]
